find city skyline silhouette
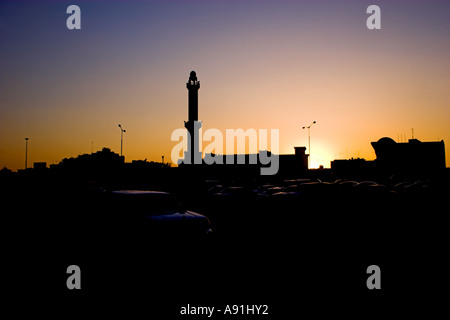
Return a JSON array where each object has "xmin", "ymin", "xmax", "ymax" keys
[
  {"xmin": 1, "ymin": 2, "xmax": 450, "ymax": 316},
  {"xmin": 1, "ymin": 0, "xmax": 450, "ymax": 171},
  {"xmin": 2, "ymin": 69, "xmax": 446, "ymax": 174}
]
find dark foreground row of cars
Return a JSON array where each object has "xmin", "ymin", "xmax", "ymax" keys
[
  {"xmin": 98, "ymin": 179, "xmax": 438, "ymax": 239},
  {"xmin": 208, "ymin": 178, "xmax": 436, "ymax": 199},
  {"xmin": 99, "ymin": 190, "xmax": 212, "ymax": 238}
]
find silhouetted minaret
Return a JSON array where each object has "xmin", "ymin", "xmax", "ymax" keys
[
  {"xmin": 187, "ymin": 71, "xmax": 199, "ymax": 122},
  {"xmin": 184, "ymin": 71, "xmax": 202, "ymax": 164}
]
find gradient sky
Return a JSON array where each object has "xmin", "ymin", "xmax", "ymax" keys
[{"xmin": 1, "ymin": 0, "xmax": 449, "ymax": 170}]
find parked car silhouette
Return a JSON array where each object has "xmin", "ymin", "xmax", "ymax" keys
[
  {"xmin": 107, "ymin": 190, "xmax": 212, "ymax": 238},
  {"xmin": 211, "ymin": 186, "xmax": 255, "ymax": 198},
  {"xmin": 271, "ymin": 185, "xmax": 301, "ymax": 197}
]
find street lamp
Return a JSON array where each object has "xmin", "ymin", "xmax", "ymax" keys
[
  {"xmin": 302, "ymin": 121, "xmax": 316, "ymax": 168},
  {"xmin": 118, "ymin": 124, "xmax": 126, "ymax": 157},
  {"xmin": 24, "ymin": 137, "xmax": 29, "ymax": 169}
]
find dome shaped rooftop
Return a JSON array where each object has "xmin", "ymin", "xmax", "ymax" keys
[{"xmin": 377, "ymin": 137, "xmax": 396, "ymax": 144}]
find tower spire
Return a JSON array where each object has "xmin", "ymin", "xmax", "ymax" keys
[{"xmin": 184, "ymin": 71, "xmax": 202, "ymax": 164}]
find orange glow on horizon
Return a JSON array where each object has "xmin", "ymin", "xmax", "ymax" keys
[{"xmin": 1, "ymin": 1, "xmax": 449, "ymax": 171}]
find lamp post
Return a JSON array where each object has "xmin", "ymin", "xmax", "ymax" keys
[
  {"xmin": 118, "ymin": 124, "xmax": 126, "ymax": 157},
  {"xmin": 24, "ymin": 137, "xmax": 29, "ymax": 169},
  {"xmin": 302, "ymin": 121, "xmax": 316, "ymax": 168}
]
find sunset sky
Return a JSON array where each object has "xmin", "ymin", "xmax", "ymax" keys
[{"xmin": 1, "ymin": 0, "xmax": 449, "ymax": 170}]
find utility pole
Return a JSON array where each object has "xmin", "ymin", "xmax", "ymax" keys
[
  {"xmin": 118, "ymin": 124, "xmax": 126, "ymax": 157},
  {"xmin": 302, "ymin": 121, "xmax": 317, "ymax": 168},
  {"xmin": 24, "ymin": 137, "xmax": 29, "ymax": 169}
]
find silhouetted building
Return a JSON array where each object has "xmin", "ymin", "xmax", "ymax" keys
[
  {"xmin": 278, "ymin": 147, "xmax": 309, "ymax": 174},
  {"xmin": 0, "ymin": 166, "xmax": 13, "ymax": 176},
  {"xmin": 331, "ymin": 158, "xmax": 375, "ymax": 176},
  {"xmin": 199, "ymin": 147, "xmax": 308, "ymax": 177},
  {"xmin": 59, "ymin": 147, "xmax": 124, "ymax": 171},
  {"xmin": 184, "ymin": 71, "xmax": 202, "ymax": 164},
  {"xmin": 128, "ymin": 159, "xmax": 171, "ymax": 169},
  {"xmin": 33, "ymin": 162, "xmax": 47, "ymax": 170},
  {"xmin": 371, "ymin": 137, "xmax": 446, "ymax": 174}
]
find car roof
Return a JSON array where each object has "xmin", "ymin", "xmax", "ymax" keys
[{"xmin": 111, "ymin": 190, "xmax": 170, "ymax": 196}]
